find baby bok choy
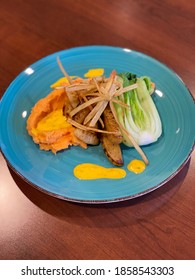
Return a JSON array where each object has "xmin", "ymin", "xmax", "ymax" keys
[{"xmin": 114, "ymin": 72, "xmax": 162, "ymax": 148}]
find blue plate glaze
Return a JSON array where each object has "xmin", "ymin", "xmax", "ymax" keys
[{"xmin": 0, "ymin": 46, "xmax": 194, "ymax": 203}]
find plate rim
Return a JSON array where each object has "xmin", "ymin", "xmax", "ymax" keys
[{"xmin": 0, "ymin": 45, "xmax": 195, "ymax": 204}]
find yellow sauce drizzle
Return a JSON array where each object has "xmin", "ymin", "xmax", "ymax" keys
[
  {"xmin": 74, "ymin": 163, "xmax": 126, "ymax": 180},
  {"xmin": 84, "ymin": 68, "xmax": 104, "ymax": 78},
  {"xmin": 31, "ymin": 109, "xmax": 71, "ymax": 136},
  {"xmin": 127, "ymin": 159, "xmax": 146, "ymax": 174}
]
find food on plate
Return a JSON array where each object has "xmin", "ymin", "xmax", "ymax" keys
[
  {"xmin": 26, "ymin": 57, "xmax": 162, "ymax": 167},
  {"xmin": 103, "ymin": 106, "xmax": 123, "ymax": 145},
  {"xmin": 26, "ymin": 88, "xmax": 87, "ymax": 153},
  {"xmin": 115, "ymin": 73, "xmax": 162, "ymax": 147},
  {"xmin": 100, "ymin": 133, "xmax": 123, "ymax": 166}
]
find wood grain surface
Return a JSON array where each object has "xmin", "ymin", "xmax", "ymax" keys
[{"xmin": 0, "ymin": 0, "xmax": 194, "ymax": 260}]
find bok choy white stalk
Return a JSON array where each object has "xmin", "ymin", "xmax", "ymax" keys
[{"xmin": 115, "ymin": 72, "xmax": 162, "ymax": 147}]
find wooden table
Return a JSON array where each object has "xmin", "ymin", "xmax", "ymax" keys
[{"xmin": 0, "ymin": 0, "xmax": 194, "ymax": 260}]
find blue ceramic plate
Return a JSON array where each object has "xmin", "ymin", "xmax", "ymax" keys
[{"xmin": 0, "ymin": 46, "xmax": 194, "ymax": 203}]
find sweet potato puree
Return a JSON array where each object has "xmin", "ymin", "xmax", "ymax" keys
[
  {"xmin": 26, "ymin": 88, "xmax": 86, "ymax": 153},
  {"xmin": 26, "ymin": 69, "xmax": 104, "ymax": 154}
]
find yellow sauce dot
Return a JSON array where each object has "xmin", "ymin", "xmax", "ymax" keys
[
  {"xmin": 127, "ymin": 159, "xmax": 146, "ymax": 174},
  {"xmin": 84, "ymin": 68, "xmax": 104, "ymax": 78},
  {"xmin": 50, "ymin": 76, "xmax": 77, "ymax": 88},
  {"xmin": 74, "ymin": 163, "xmax": 126, "ymax": 180}
]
